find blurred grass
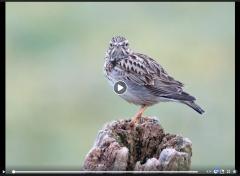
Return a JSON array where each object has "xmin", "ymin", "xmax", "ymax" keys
[{"xmin": 6, "ymin": 2, "xmax": 234, "ymax": 171}]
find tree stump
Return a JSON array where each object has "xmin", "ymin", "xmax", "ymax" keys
[{"xmin": 83, "ymin": 117, "xmax": 192, "ymax": 171}]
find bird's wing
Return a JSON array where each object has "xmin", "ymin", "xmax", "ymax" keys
[
  {"xmin": 135, "ymin": 53, "xmax": 184, "ymax": 86},
  {"xmin": 116, "ymin": 52, "xmax": 195, "ymax": 100},
  {"xmin": 116, "ymin": 53, "xmax": 154, "ymax": 85}
]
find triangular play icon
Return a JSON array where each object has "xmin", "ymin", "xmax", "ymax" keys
[{"xmin": 117, "ymin": 84, "xmax": 123, "ymax": 91}]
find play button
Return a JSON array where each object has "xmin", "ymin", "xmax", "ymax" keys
[{"xmin": 114, "ymin": 81, "xmax": 127, "ymax": 94}]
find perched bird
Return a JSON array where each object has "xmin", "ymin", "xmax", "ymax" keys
[{"xmin": 103, "ymin": 36, "xmax": 204, "ymax": 125}]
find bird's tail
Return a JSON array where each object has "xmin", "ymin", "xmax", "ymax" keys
[{"xmin": 181, "ymin": 101, "xmax": 205, "ymax": 115}]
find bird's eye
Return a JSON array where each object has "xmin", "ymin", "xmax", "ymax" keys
[
  {"xmin": 110, "ymin": 43, "xmax": 113, "ymax": 47},
  {"xmin": 125, "ymin": 43, "xmax": 129, "ymax": 47}
]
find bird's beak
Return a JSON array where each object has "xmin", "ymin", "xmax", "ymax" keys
[{"xmin": 110, "ymin": 47, "xmax": 124, "ymax": 61}]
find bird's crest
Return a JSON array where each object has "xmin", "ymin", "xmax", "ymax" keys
[{"xmin": 111, "ymin": 36, "xmax": 127, "ymax": 43}]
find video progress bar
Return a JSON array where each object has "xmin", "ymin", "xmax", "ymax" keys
[{"xmin": 12, "ymin": 170, "xmax": 199, "ymax": 174}]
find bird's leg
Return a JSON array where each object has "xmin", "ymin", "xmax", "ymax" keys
[{"xmin": 130, "ymin": 105, "xmax": 147, "ymax": 126}]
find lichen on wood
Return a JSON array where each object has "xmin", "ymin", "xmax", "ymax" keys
[{"xmin": 83, "ymin": 117, "xmax": 192, "ymax": 171}]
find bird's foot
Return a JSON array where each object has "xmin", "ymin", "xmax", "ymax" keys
[
  {"xmin": 130, "ymin": 105, "xmax": 147, "ymax": 127},
  {"xmin": 130, "ymin": 115, "xmax": 141, "ymax": 127}
]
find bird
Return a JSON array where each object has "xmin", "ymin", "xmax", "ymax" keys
[{"xmin": 103, "ymin": 36, "xmax": 204, "ymax": 125}]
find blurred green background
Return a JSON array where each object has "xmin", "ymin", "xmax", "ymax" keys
[{"xmin": 6, "ymin": 2, "xmax": 235, "ymax": 171}]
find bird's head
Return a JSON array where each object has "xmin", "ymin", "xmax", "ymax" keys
[{"xmin": 108, "ymin": 36, "xmax": 131, "ymax": 62}]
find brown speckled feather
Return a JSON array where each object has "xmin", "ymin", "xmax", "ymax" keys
[{"xmin": 115, "ymin": 52, "xmax": 187, "ymax": 98}]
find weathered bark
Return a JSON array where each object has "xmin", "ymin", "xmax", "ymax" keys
[{"xmin": 83, "ymin": 117, "xmax": 192, "ymax": 171}]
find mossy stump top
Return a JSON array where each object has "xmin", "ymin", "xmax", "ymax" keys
[{"xmin": 83, "ymin": 117, "xmax": 192, "ymax": 171}]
